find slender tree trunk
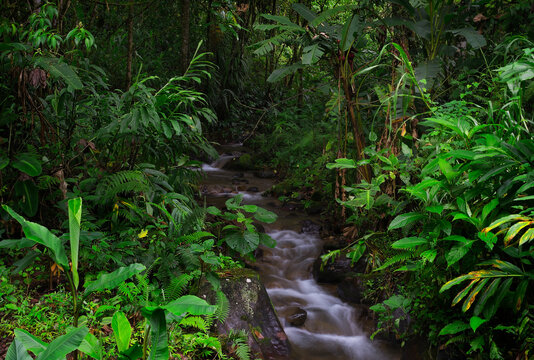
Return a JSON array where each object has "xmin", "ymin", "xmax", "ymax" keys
[
  {"xmin": 180, "ymin": 0, "xmax": 191, "ymax": 73},
  {"xmin": 126, "ymin": 4, "xmax": 134, "ymax": 89}
]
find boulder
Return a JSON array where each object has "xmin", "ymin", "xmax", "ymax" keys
[
  {"xmin": 202, "ymin": 268, "xmax": 291, "ymax": 360},
  {"xmin": 337, "ymin": 276, "xmax": 364, "ymax": 304},
  {"xmin": 300, "ymin": 220, "xmax": 322, "ymax": 234},
  {"xmin": 254, "ymin": 169, "xmax": 276, "ymax": 179},
  {"xmin": 286, "ymin": 307, "xmax": 307, "ymax": 327},
  {"xmin": 312, "ymin": 253, "xmax": 366, "ymax": 283}
]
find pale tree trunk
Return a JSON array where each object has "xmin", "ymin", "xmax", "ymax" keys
[{"xmin": 180, "ymin": 0, "xmax": 191, "ymax": 74}]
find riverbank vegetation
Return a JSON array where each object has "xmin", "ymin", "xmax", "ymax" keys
[{"xmin": 0, "ymin": 1, "xmax": 532, "ymax": 359}]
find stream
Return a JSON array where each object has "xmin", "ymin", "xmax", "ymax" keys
[{"xmin": 201, "ymin": 145, "xmax": 400, "ymax": 360}]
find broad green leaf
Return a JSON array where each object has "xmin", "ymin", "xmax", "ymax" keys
[
  {"xmin": 36, "ymin": 326, "xmax": 88, "ymax": 360},
  {"xmin": 225, "ymin": 230, "xmax": 259, "ymax": 254},
  {"xmin": 388, "ymin": 212, "xmax": 425, "ymax": 230},
  {"xmin": 438, "ymin": 158, "xmax": 457, "ymax": 182},
  {"xmin": 291, "ymin": 3, "xmax": 317, "ymax": 23},
  {"xmin": 259, "ymin": 232, "xmax": 276, "ymax": 248},
  {"xmin": 242, "ymin": 204, "xmax": 258, "ymax": 213},
  {"xmin": 0, "ymin": 154, "xmax": 9, "ymax": 170},
  {"xmin": 34, "ymin": 57, "xmax": 83, "ymax": 90},
  {"xmin": 478, "ymin": 231, "xmax": 497, "ymax": 250},
  {"xmin": 484, "ymin": 214, "xmax": 524, "ymax": 232},
  {"xmin": 326, "ymin": 158, "xmax": 357, "ymax": 169},
  {"xmin": 450, "ymin": 27, "xmax": 487, "ymax": 49},
  {"xmin": 452, "ymin": 279, "xmax": 479, "ymax": 306},
  {"xmin": 504, "ymin": 221, "xmax": 531, "ymax": 245},
  {"xmin": 341, "ymin": 14, "xmax": 362, "ymax": 51},
  {"xmin": 111, "ymin": 311, "xmax": 131, "ymax": 353},
  {"xmin": 446, "ymin": 241, "xmax": 474, "ymax": 267},
  {"xmin": 148, "ymin": 309, "xmax": 168, "ymax": 360},
  {"xmin": 2, "ymin": 206, "xmax": 68, "ymax": 267},
  {"xmin": 163, "ymin": 295, "xmax": 216, "ymax": 316},
  {"xmin": 438, "ymin": 321, "xmax": 470, "ymax": 336},
  {"xmin": 426, "ymin": 205, "xmax": 444, "ymax": 215},
  {"xmin": 206, "ymin": 206, "xmax": 222, "ymax": 216},
  {"xmin": 519, "ymin": 228, "xmax": 534, "ymax": 246},
  {"xmin": 68, "ymin": 198, "xmax": 82, "ymax": 289},
  {"xmin": 302, "ymin": 44, "xmax": 324, "ymax": 65},
  {"xmin": 473, "ymin": 278, "xmax": 500, "ymax": 316},
  {"xmin": 84, "ymin": 263, "xmax": 146, "ymax": 296},
  {"xmin": 254, "ymin": 207, "xmax": 277, "ymax": 224},
  {"xmin": 391, "ymin": 237, "xmax": 428, "ymax": 249},
  {"xmin": 481, "ymin": 199, "xmax": 499, "ymax": 222},
  {"xmin": 5, "ymin": 339, "xmax": 32, "ymax": 360},
  {"xmin": 78, "ymin": 332, "xmax": 101, "ymax": 360},
  {"xmin": 311, "ymin": 5, "xmax": 356, "ymax": 27},
  {"xmin": 463, "ymin": 278, "xmax": 490, "ymax": 312},
  {"xmin": 14, "ymin": 329, "xmax": 46, "ymax": 355},
  {"xmin": 469, "ymin": 316, "xmax": 487, "ymax": 333},
  {"xmin": 12, "ymin": 154, "xmax": 42, "ymax": 176},
  {"xmin": 14, "ymin": 181, "xmax": 38, "ymax": 217},
  {"xmin": 267, "ymin": 63, "xmax": 304, "ymax": 83}
]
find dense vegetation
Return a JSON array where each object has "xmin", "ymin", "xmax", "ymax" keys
[{"xmin": 0, "ymin": 0, "xmax": 532, "ymax": 359}]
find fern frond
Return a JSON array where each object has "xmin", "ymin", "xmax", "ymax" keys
[
  {"xmin": 375, "ymin": 252, "xmax": 414, "ymax": 271},
  {"xmin": 179, "ymin": 316, "xmax": 208, "ymax": 331},
  {"xmin": 164, "ymin": 273, "xmax": 193, "ymax": 301},
  {"xmin": 96, "ymin": 170, "xmax": 149, "ymax": 205},
  {"xmin": 214, "ymin": 290, "xmax": 230, "ymax": 325}
]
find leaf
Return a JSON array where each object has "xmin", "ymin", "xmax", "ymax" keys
[
  {"xmin": 163, "ymin": 295, "xmax": 217, "ymax": 316},
  {"xmin": 225, "ymin": 230, "xmax": 259, "ymax": 255},
  {"xmin": 13, "ymin": 329, "xmax": 46, "ymax": 355},
  {"xmin": 206, "ymin": 206, "xmax": 222, "ymax": 216},
  {"xmin": 254, "ymin": 207, "xmax": 277, "ymax": 224},
  {"xmin": 470, "ymin": 316, "xmax": 487, "ymax": 333},
  {"xmin": 84, "ymin": 263, "xmax": 146, "ymax": 296},
  {"xmin": 326, "ymin": 158, "xmax": 357, "ymax": 169},
  {"xmin": 34, "ymin": 57, "xmax": 83, "ymax": 90},
  {"xmin": 267, "ymin": 63, "xmax": 304, "ymax": 83},
  {"xmin": 242, "ymin": 205, "xmax": 258, "ymax": 213},
  {"xmin": 438, "ymin": 321, "xmax": 470, "ymax": 336},
  {"xmin": 78, "ymin": 332, "xmax": 101, "ymax": 360},
  {"xmin": 12, "ymin": 154, "xmax": 42, "ymax": 176},
  {"xmin": 302, "ymin": 44, "xmax": 324, "ymax": 65},
  {"xmin": 446, "ymin": 241, "xmax": 474, "ymax": 267},
  {"xmin": 259, "ymin": 233, "xmax": 276, "ymax": 248},
  {"xmin": 148, "ymin": 309, "xmax": 168, "ymax": 360},
  {"xmin": 111, "ymin": 311, "xmax": 131, "ymax": 353},
  {"xmin": 291, "ymin": 3, "xmax": 317, "ymax": 23},
  {"xmin": 14, "ymin": 181, "xmax": 39, "ymax": 217},
  {"xmin": 311, "ymin": 5, "xmax": 356, "ymax": 27},
  {"xmin": 438, "ymin": 158, "xmax": 458, "ymax": 182},
  {"xmin": 36, "ymin": 327, "xmax": 88, "ymax": 360},
  {"xmin": 340, "ymin": 14, "xmax": 362, "ymax": 51},
  {"xmin": 391, "ymin": 237, "xmax": 428, "ymax": 249},
  {"xmin": 482, "ymin": 199, "xmax": 499, "ymax": 222},
  {"xmin": 68, "ymin": 198, "xmax": 82, "ymax": 290},
  {"xmin": 5, "ymin": 339, "xmax": 32, "ymax": 360},
  {"xmin": 426, "ymin": 205, "xmax": 444, "ymax": 215},
  {"xmin": 388, "ymin": 212, "xmax": 425, "ymax": 230},
  {"xmin": 450, "ymin": 27, "xmax": 487, "ymax": 49},
  {"xmin": 2, "ymin": 205, "xmax": 68, "ymax": 267},
  {"xmin": 484, "ymin": 214, "xmax": 524, "ymax": 232},
  {"xmin": 504, "ymin": 221, "xmax": 531, "ymax": 245}
]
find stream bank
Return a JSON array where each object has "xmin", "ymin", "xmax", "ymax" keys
[{"xmin": 200, "ymin": 145, "xmax": 400, "ymax": 360}]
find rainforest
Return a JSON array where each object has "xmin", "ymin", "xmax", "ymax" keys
[{"xmin": 0, "ymin": 1, "xmax": 533, "ymax": 359}]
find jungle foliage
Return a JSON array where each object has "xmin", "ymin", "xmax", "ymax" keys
[{"xmin": 0, "ymin": 0, "xmax": 533, "ymax": 359}]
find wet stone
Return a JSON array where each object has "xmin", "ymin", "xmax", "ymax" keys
[
  {"xmin": 286, "ymin": 307, "xmax": 307, "ymax": 327},
  {"xmin": 247, "ymin": 186, "xmax": 260, "ymax": 192}
]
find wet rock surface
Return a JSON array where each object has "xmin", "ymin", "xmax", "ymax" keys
[
  {"xmin": 201, "ymin": 268, "xmax": 291, "ymax": 360},
  {"xmin": 286, "ymin": 307, "xmax": 307, "ymax": 327}
]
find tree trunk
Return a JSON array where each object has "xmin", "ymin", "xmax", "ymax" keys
[
  {"xmin": 126, "ymin": 4, "xmax": 134, "ymax": 89},
  {"xmin": 180, "ymin": 0, "xmax": 191, "ymax": 74}
]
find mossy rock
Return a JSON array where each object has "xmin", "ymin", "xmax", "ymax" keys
[{"xmin": 201, "ymin": 268, "xmax": 291, "ymax": 360}]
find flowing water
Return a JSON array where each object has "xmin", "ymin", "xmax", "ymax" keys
[{"xmin": 201, "ymin": 147, "xmax": 399, "ymax": 360}]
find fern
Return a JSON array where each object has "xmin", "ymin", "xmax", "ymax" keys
[
  {"xmin": 96, "ymin": 170, "xmax": 149, "ymax": 204},
  {"xmin": 228, "ymin": 330, "xmax": 251, "ymax": 360},
  {"xmin": 163, "ymin": 273, "xmax": 193, "ymax": 302},
  {"xmin": 178, "ymin": 231, "xmax": 214, "ymax": 245},
  {"xmin": 375, "ymin": 252, "xmax": 414, "ymax": 271},
  {"xmin": 214, "ymin": 290, "xmax": 230, "ymax": 325},
  {"xmin": 179, "ymin": 316, "xmax": 208, "ymax": 331}
]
